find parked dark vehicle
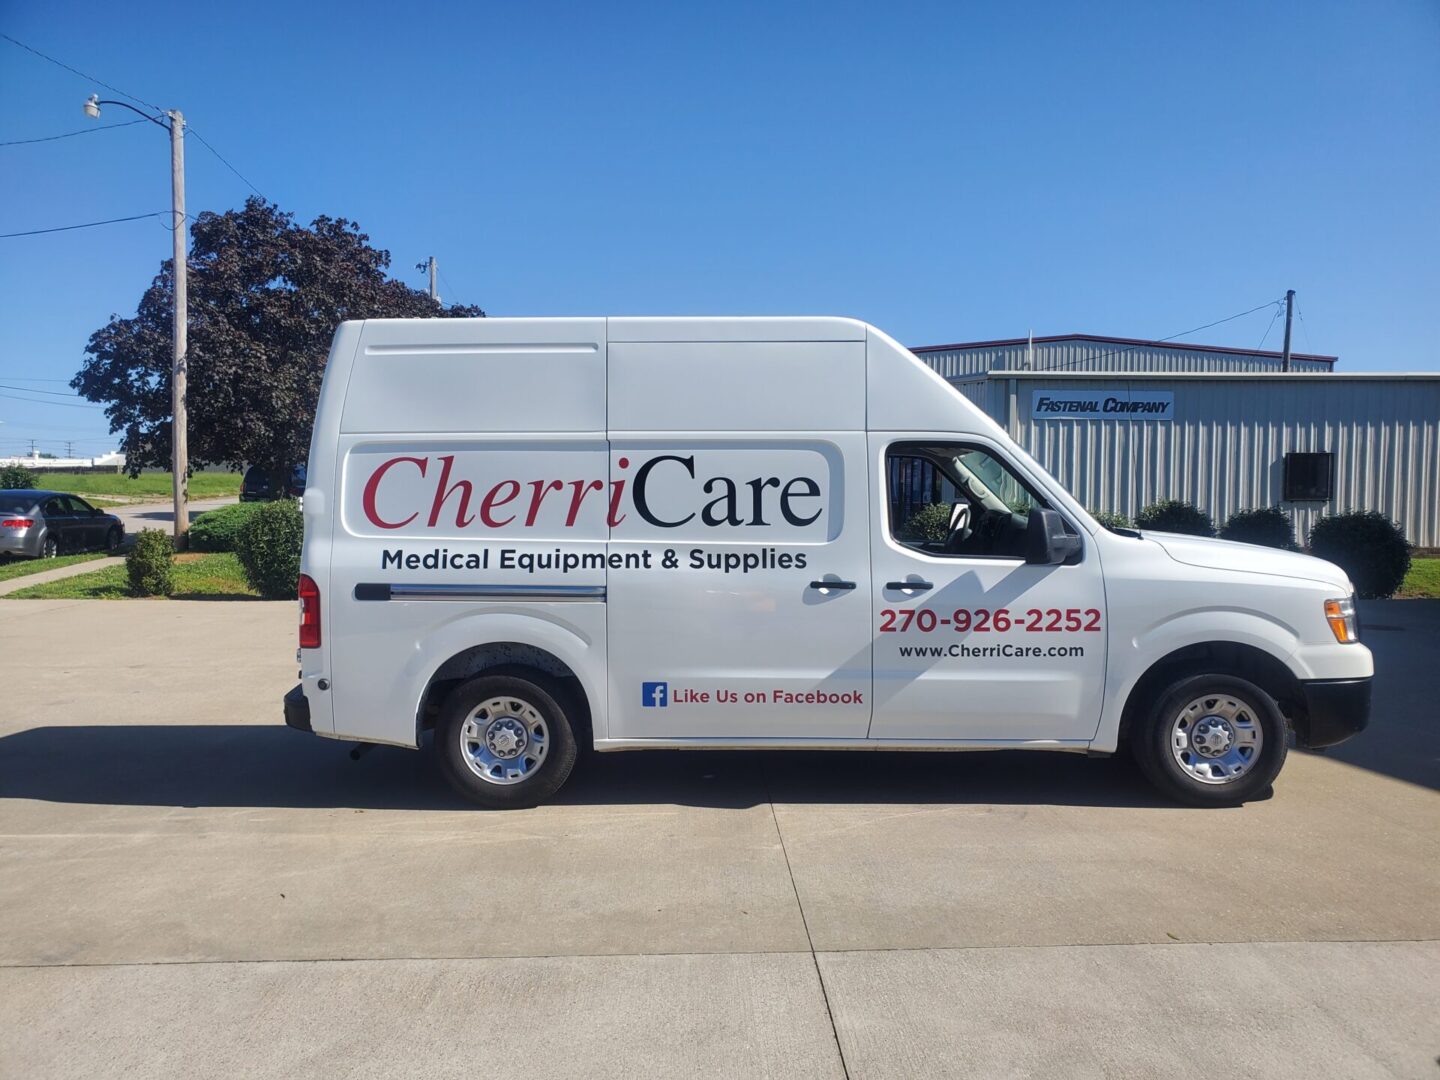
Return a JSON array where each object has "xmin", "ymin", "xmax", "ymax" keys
[
  {"xmin": 240, "ymin": 465, "xmax": 306, "ymax": 502},
  {"xmin": 0, "ymin": 490, "xmax": 125, "ymax": 559}
]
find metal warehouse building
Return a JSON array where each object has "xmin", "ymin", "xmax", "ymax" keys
[{"xmin": 910, "ymin": 335, "xmax": 1440, "ymax": 549}]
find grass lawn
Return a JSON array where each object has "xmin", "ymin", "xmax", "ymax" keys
[
  {"xmin": 4, "ymin": 552, "xmax": 260, "ymax": 600},
  {"xmin": 0, "ymin": 552, "xmax": 107, "ymax": 583},
  {"xmin": 32, "ymin": 471, "xmax": 242, "ymax": 500},
  {"xmin": 1397, "ymin": 557, "xmax": 1440, "ymax": 599}
]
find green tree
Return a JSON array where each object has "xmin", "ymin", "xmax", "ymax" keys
[{"xmin": 73, "ymin": 198, "xmax": 483, "ymax": 480}]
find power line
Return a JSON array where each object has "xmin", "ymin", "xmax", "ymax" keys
[
  {"xmin": 0, "ymin": 33, "xmax": 161, "ymax": 111},
  {"xmin": 0, "ymin": 391, "xmax": 103, "ymax": 409},
  {"xmin": 187, "ymin": 125, "xmax": 265, "ymax": 198},
  {"xmin": 1031, "ymin": 299, "xmax": 1288, "ymax": 373},
  {"xmin": 1253, "ymin": 301, "xmax": 1284, "ymax": 354},
  {"xmin": 0, "ymin": 212, "xmax": 166, "ymax": 239},
  {"xmin": 438, "ymin": 268, "xmax": 460, "ymax": 304},
  {"xmin": 0, "ymin": 35, "xmax": 268, "ymax": 210},
  {"xmin": 0, "ymin": 383, "xmax": 88, "ymax": 399},
  {"xmin": 0, "ymin": 118, "xmax": 149, "ymax": 147},
  {"xmin": 0, "ymin": 434, "xmax": 116, "ymax": 442},
  {"xmin": 1295, "ymin": 303, "xmax": 1315, "ymax": 353}
]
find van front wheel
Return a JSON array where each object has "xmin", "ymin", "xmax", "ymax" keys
[
  {"xmin": 1132, "ymin": 674, "xmax": 1288, "ymax": 806},
  {"xmin": 436, "ymin": 674, "xmax": 578, "ymax": 809}
]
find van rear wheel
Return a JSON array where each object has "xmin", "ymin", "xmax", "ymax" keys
[
  {"xmin": 436, "ymin": 674, "xmax": 578, "ymax": 809},
  {"xmin": 1131, "ymin": 674, "xmax": 1287, "ymax": 806}
]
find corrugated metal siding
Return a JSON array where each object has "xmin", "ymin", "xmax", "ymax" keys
[
  {"xmin": 917, "ymin": 339, "xmax": 1332, "ymax": 379},
  {"xmin": 950, "ymin": 377, "xmax": 993, "ymax": 412},
  {"xmin": 988, "ymin": 376, "xmax": 1440, "ymax": 548}
]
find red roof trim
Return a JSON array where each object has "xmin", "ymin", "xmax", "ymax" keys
[{"xmin": 910, "ymin": 333, "xmax": 1337, "ymax": 365}]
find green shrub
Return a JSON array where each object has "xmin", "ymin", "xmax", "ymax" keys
[
  {"xmin": 1219, "ymin": 507, "xmax": 1297, "ymax": 549},
  {"xmin": 897, "ymin": 502, "xmax": 954, "ymax": 544},
  {"xmin": 189, "ymin": 501, "xmax": 266, "ymax": 552},
  {"xmin": 1135, "ymin": 499, "xmax": 1215, "ymax": 537},
  {"xmin": 1089, "ymin": 510, "xmax": 1133, "ymax": 532},
  {"xmin": 126, "ymin": 529, "xmax": 175, "ymax": 597},
  {"xmin": 235, "ymin": 499, "xmax": 304, "ymax": 599},
  {"xmin": 1308, "ymin": 511, "xmax": 1411, "ymax": 599},
  {"xmin": 0, "ymin": 465, "xmax": 37, "ymax": 489}
]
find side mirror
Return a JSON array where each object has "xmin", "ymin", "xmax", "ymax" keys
[{"xmin": 1026, "ymin": 508, "xmax": 1082, "ymax": 565}]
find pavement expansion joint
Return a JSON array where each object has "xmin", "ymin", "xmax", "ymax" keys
[{"xmin": 762, "ymin": 758, "xmax": 853, "ymax": 1080}]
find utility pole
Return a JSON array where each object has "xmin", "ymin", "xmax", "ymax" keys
[
  {"xmin": 65, "ymin": 441, "xmax": 73, "ymax": 458},
  {"xmin": 170, "ymin": 109, "xmax": 189, "ymax": 544},
  {"xmin": 428, "ymin": 256, "xmax": 439, "ymax": 303},
  {"xmin": 1281, "ymin": 289, "xmax": 1295, "ymax": 373},
  {"xmin": 84, "ymin": 94, "xmax": 188, "ymax": 542}
]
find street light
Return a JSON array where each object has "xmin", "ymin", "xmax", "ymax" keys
[{"xmin": 84, "ymin": 94, "xmax": 189, "ymax": 544}]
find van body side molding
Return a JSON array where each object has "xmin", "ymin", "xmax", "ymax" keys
[{"xmin": 354, "ymin": 583, "xmax": 606, "ymax": 602}]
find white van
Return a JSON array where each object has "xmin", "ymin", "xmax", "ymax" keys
[{"xmin": 283, "ymin": 317, "xmax": 1372, "ymax": 808}]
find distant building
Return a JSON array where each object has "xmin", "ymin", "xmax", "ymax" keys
[
  {"xmin": 0, "ymin": 450, "xmax": 124, "ymax": 471},
  {"xmin": 910, "ymin": 335, "xmax": 1439, "ymax": 549}
]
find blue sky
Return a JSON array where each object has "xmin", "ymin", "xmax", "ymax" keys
[{"xmin": 2, "ymin": 0, "xmax": 1437, "ymax": 455}]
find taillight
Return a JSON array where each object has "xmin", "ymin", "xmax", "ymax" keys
[
  {"xmin": 298, "ymin": 573, "xmax": 321, "ymax": 649},
  {"xmin": 2, "ymin": 518, "xmax": 34, "ymax": 528}
]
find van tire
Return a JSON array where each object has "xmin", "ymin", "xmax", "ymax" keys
[
  {"xmin": 1131, "ymin": 674, "xmax": 1288, "ymax": 807},
  {"xmin": 436, "ymin": 674, "xmax": 578, "ymax": 809}
]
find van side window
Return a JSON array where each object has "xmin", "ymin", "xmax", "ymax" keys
[{"xmin": 886, "ymin": 442, "xmax": 1046, "ymax": 560}]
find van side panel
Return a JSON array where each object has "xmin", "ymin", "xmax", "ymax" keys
[
  {"xmin": 607, "ymin": 316, "xmax": 866, "ymax": 343},
  {"xmin": 604, "ymin": 431, "xmax": 872, "ymax": 740},
  {"xmin": 608, "ymin": 340, "xmax": 865, "ymax": 431},
  {"xmin": 339, "ymin": 318, "xmax": 606, "ymax": 434},
  {"xmin": 866, "ymin": 325, "xmax": 1011, "ymax": 435},
  {"xmin": 321, "ymin": 319, "xmax": 609, "ymax": 747},
  {"xmin": 604, "ymin": 335, "xmax": 872, "ymax": 741}
]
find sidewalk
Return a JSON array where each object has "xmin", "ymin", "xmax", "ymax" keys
[{"xmin": 0, "ymin": 556, "xmax": 122, "ymax": 597}]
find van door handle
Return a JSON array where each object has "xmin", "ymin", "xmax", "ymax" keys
[
  {"xmin": 885, "ymin": 581, "xmax": 933, "ymax": 592},
  {"xmin": 808, "ymin": 580, "xmax": 857, "ymax": 591}
]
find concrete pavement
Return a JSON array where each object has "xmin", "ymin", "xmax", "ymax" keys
[
  {"xmin": 112, "ymin": 495, "xmax": 237, "ymax": 534},
  {"xmin": 0, "ymin": 599, "xmax": 1436, "ymax": 1078}
]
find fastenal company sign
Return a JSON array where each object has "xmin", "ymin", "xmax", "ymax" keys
[{"xmin": 1031, "ymin": 389, "xmax": 1174, "ymax": 420}]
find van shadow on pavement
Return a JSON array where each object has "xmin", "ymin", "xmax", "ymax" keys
[{"xmin": 0, "ymin": 724, "xmax": 1178, "ymax": 811}]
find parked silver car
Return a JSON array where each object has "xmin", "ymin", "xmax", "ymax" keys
[{"xmin": 0, "ymin": 490, "xmax": 125, "ymax": 559}]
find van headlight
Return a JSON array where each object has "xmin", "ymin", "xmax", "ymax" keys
[{"xmin": 1325, "ymin": 597, "xmax": 1359, "ymax": 644}]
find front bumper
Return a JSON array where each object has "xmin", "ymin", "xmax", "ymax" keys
[
  {"xmin": 283, "ymin": 683, "xmax": 313, "ymax": 733},
  {"xmin": 1294, "ymin": 677, "xmax": 1371, "ymax": 749}
]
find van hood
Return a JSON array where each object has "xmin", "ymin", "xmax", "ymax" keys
[{"xmin": 1146, "ymin": 532, "xmax": 1352, "ymax": 592}]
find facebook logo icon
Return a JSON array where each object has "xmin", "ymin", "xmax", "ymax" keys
[{"xmin": 642, "ymin": 682, "xmax": 668, "ymax": 708}]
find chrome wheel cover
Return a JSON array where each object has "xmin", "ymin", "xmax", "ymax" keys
[
  {"xmin": 459, "ymin": 696, "xmax": 549, "ymax": 786},
  {"xmin": 1170, "ymin": 693, "xmax": 1264, "ymax": 785}
]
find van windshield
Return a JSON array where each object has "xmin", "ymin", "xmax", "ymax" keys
[{"xmin": 951, "ymin": 449, "xmax": 1036, "ymax": 517}]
